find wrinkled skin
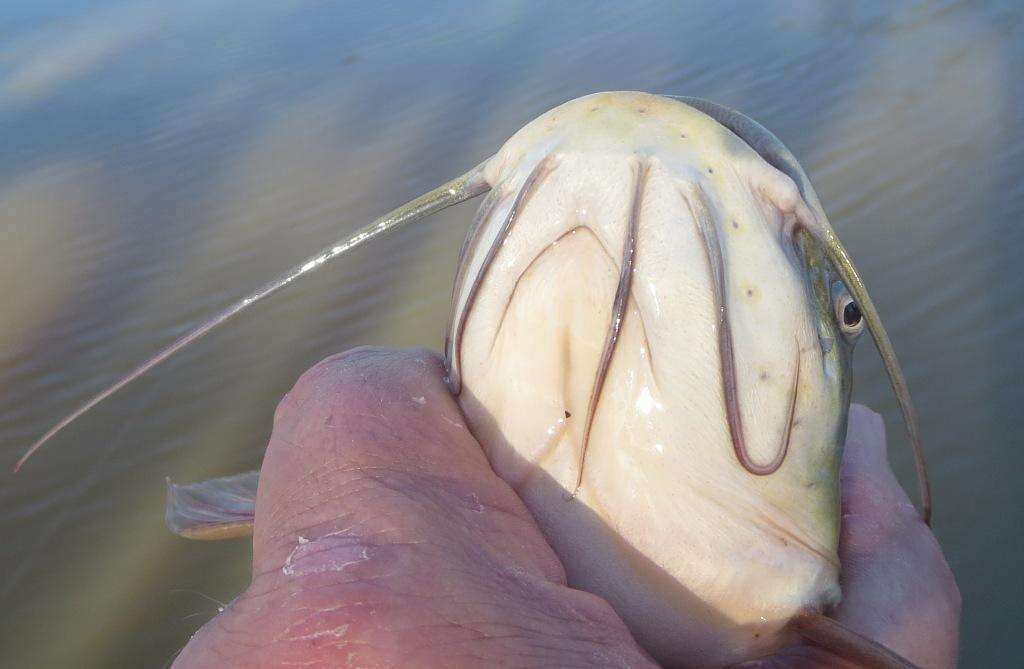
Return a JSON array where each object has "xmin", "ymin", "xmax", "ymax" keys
[{"xmin": 173, "ymin": 348, "xmax": 959, "ymax": 668}]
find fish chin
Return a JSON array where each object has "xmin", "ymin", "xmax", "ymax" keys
[{"xmin": 452, "ymin": 92, "xmax": 844, "ymax": 667}]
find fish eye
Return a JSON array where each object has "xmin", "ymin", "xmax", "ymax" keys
[{"xmin": 836, "ymin": 294, "xmax": 864, "ymax": 336}]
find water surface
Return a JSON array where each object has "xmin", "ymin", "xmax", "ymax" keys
[{"xmin": 1, "ymin": 1, "xmax": 1021, "ymax": 666}]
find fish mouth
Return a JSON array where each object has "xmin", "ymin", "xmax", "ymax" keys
[{"xmin": 685, "ymin": 184, "xmax": 799, "ymax": 476}]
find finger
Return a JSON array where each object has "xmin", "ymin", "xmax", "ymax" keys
[
  {"xmin": 840, "ymin": 403, "xmax": 916, "ymax": 530},
  {"xmin": 833, "ymin": 404, "xmax": 961, "ymax": 669},
  {"xmin": 173, "ymin": 347, "xmax": 653, "ymax": 668},
  {"xmin": 252, "ymin": 346, "xmax": 565, "ymax": 583},
  {"xmin": 842, "ymin": 403, "xmax": 889, "ymax": 471}
]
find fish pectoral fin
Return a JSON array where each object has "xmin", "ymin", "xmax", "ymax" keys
[{"xmin": 165, "ymin": 470, "xmax": 259, "ymax": 541}]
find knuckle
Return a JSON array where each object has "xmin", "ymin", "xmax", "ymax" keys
[{"xmin": 287, "ymin": 347, "xmax": 444, "ymax": 415}]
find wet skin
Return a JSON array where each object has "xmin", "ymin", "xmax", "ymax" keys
[{"xmin": 172, "ymin": 348, "xmax": 959, "ymax": 668}]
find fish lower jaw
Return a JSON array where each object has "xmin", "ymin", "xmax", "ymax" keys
[
  {"xmin": 618, "ymin": 529, "xmax": 841, "ymax": 666},
  {"xmin": 519, "ymin": 475, "xmax": 841, "ymax": 667}
]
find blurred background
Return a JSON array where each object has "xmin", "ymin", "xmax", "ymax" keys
[{"xmin": 1, "ymin": 1, "xmax": 1021, "ymax": 666}]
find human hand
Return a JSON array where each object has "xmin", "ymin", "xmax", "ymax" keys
[{"xmin": 173, "ymin": 348, "xmax": 959, "ymax": 668}]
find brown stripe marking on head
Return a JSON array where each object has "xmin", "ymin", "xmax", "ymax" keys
[
  {"xmin": 684, "ymin": 184, "xmax": 793, "ymax": 476},
  {"xmin": 570, "ymin": 159, "xmax": 650, "ymax": 498},
  {"xmin": 445, "ymin": 187, "xmax": 503, "ymax": 377},
  {"xmin": 448, "ymin": 155, "xmax": 557, "ymax": 394}
]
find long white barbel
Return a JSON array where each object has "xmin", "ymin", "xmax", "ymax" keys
[{"xmin": 15, "ymin": 161, "xmax": 491, "ymax": 471}]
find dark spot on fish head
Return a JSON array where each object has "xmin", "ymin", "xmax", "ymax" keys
[
  {"xmin": 679, "ymin": 132, "xmax": 688, "ymax": 139},
  {"xmin": 564, "ymin": 410, "xmax": 571, "ymax": 419},
  {"xmin": 637, "ymin": 107, "xmax": 648, "ymax": 114},
  {"xmin": 708, "ymin": 167, "xmax": 714, "ymax": 174},
  {"xmin": 759, "ymin": 370, "xmax": 769, "ymax": 381},
  {"xmin": 732, "ymin": 220, "xmax": 740, "ymax": 230}
]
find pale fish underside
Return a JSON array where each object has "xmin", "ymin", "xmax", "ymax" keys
[{"xmin": 447, "ymin": 92, "xmax": 851, "ymax": 667}]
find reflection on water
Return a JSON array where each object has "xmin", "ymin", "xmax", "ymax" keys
[{"xmin": 1, "ymin": 1, "xmax": 1021, "ymax": 666}]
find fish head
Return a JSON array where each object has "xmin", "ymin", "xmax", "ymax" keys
[{"xmin": 448, "ymin": 92, "xmax": 896, "ymax": 665}]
